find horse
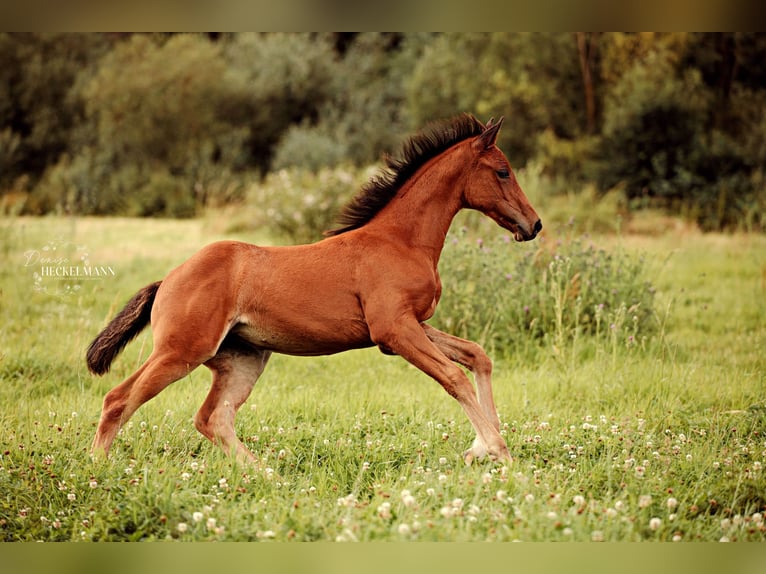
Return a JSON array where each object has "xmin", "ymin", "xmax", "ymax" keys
[{"xmin": 87, "ymin": 114, "xmax": 542, "ymax": 466}]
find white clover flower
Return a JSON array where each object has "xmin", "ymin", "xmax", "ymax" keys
[
  {"xmin": 666, "ymin": 497, "xmax": 678, "ymax": 510},
  {"xmin": 439, "ymin": 457, "xmax": 447, "ymax": 465},
  {"xmin": 573, "ymin": 495, "xmax": 585, "ymax": 506},
  {"xmin": 605, "ymin": 508, "xmax": 618, "ymax": 518},
  {"xmin": 638, "ymin": 494, "xmax": 652, "ymax": 508},
  {"xmin": 397, "ymin": 523, "xmax": 411, "ymax": 535},
  {"xmin": 177, "ymin": 523, "xmax": 188, "ymax": 533},
  {"xmin": 206, "ymin": 517, "xmax": 217, "ymax": 530},
  {"xmin": 181, "ymin": 472, "xmax": 191, "ymax": 481},
  {"xmin": 377, "ymin": 502, "xmax": 392, "ymax": 520},
  {"xmin": 482, "ymin": 472, "xmax": 492, "ymax": 484},
  {"xmin": 649, "ymin": 518, "xmax": 662, "ymax": 531},
  {"xmin": 88, "ymin": 480, "xmax": 98, "ymax": 489},
  {"xmin": 591, "ymin": 530, "xmax": 604, "ymax": 542},
  {"xmin": 192, "ymin": 512, "xmax": 204, "ymax": 523},
  {"xmin": 67, "ymin": 493, "xmax": 76, "ymax": 501},
  {"xmin": 496, "ymin": 490, "xmax": 508, "ymax": 502}
]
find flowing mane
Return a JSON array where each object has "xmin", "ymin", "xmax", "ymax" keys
[{"xmin": 325, "ymin": 113, "xmax": 485, "ymax": 236}]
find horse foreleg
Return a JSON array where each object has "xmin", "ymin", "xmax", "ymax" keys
[
  {"xmin": 197, "ymin": 347, "xmax": 271, "ymax": 464},
  {"xmin": 421, "ymin": 324, "xmax": 505, "ymax": 464},
  {"xmin": 91, "ymin": 351, "xmax": 199, "ymax": 458},
  {"xmin": 370, "ymin": 318, "xmax": 510, "ymax": 465}
]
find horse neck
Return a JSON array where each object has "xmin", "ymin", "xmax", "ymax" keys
[{"xmin": 368, "ymin": 145, "xmax": 469, "ymax": 262}]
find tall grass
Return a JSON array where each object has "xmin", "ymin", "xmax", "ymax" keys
[{"xmin": 1, "ymin": 216, "xmax": 764, "ymax": 542}]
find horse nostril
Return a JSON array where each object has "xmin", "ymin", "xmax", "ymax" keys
[{"xmin": 534, "ymin": 220, "xmax": 543, "ymax": 234}]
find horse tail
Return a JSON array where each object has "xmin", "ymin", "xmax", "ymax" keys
[{"xmin": 86, "ymin": 281, "xmax": 162, "ymax": 375}]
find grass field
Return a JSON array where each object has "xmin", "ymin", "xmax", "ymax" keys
[{"xmin": 1, "ymin": 214, "xmax": 765, "ymax": 542}]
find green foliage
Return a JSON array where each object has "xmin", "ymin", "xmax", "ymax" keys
[
  {"xmin": 407, "ymin": 33, "xmax": 585, "ymax": 166},
  {"xmin": 245, "ymin": 166, "xmax": 373, "ymax": 244},
  {"xmin": 2, "ymin": 33, "xmax": 766, "ymax": 230},
  {"xmin": 434, "ymin": 224, "xmax": 657, "ymax": 360}
]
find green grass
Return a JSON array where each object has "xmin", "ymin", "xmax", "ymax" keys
[{"xmin": 1, "ymin": 215, "xmax": 765, "ymax": 542}]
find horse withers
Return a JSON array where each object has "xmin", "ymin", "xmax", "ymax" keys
[{"xmin": 87, "ymin": 114, "xmax": 541, "ymax": 465}]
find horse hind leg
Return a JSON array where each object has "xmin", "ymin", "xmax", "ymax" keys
[
  {"xmin": 92, "ymin": 351, "xmax": 202, "ymax": 457},
  {"xmin": 196, "ymin": 344, "xmax": 271, "ymax": 464}
]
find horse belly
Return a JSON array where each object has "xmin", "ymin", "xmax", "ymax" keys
[{"xmin": 231, "ymin": 313, "xmax": 373, "ymax": 356}]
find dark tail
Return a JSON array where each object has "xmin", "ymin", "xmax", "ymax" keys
[{"xmin": 86, "ymin": 281, "xmax": 162, "ymax": 375}]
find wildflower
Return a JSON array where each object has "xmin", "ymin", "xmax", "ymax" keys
[
  {"xmin": 377, "ymin": 502, "xmax": 392, "ymax": 520},
  {"xmin": 649, "ymin": 518, "xmax": 662, "ymax": 531},
  {"xmin": 496, "ymin": 490, "xmax": 508, "ymax": 502},
  {"xmin": 591, "ymin": 530, "xmax": 605, "ymax": 542},
  {"xmin": 257, "ymin": 530, "xmax": 276, "ymax": 539},
  {"xmin": 638, "ymin": 495, "xmax": 652, "ymax": 509},
  {"xmin": 206, "ymin": 517, "xmax": 217, "ymax": 530},
  {"xmin": 67, "ymin": 493, "xmax": 76, "ymax": 501},
  {"xmin": 605, "ymin": 508, "xmax": 618, "ymax": 518},
  {"xmin": 563, "ymin": 527, "xmax": 573, "ymax": 536},
  {"xmin": 181, "ymin": 472, "xmax": 191, "ymax": 481},
  {"xmin": 192, "ymin": 512, "xmax": 204, "ymax": 523},
  {"xmin": 439, "ymin": 506, "xmax": 457, "ymax": 518},
  {"xmin": 337, "ymin": 494, "xmax": 356, "ymax": 507},
  {"xmin": 177, "ymin": 523, "xmax": 188, "ymax": 533},
  {"xmin": 218, "ymin": 477, "xmax": 228, "ymax": 489},
  {"xmin": 398, "ymin": 523, "xmax": 411, "ymax": 535},
  {"xmin": 572, "ymin": 495, "xmax": 585, "ymax": 506},
  {"xmin": 672, "ymin": 534, "xmax": 682, "ymax": 542},
  {"xmin": 438, "ymin": 474, "xmax": 447, "ymax": 483},
  {"xmin": 401, "ymin": 490, "xmax": 416, "ymax": 508},
  {"xmin": 89, "ymin": 479, "xmax": 98, "ymax": 489},
  {"xmin": 524, "ymin": 493, "xmax": 535, "ymax": 503},
  {"xmin": 482, "ymin": 472, "xmax": 492, "ymax": 484},
  {"xmin": 426, "ymin": 488, "xmax": 435, "ymax": 497},
  {"xmin": 451, "ymin": 498, "xmax": 464, "ymax": 509},
  {"xmin": 666, "ymin": 497, "xmax": 678, "ymax": 510},
  {"xmin": 614, "ymin": 500, "xmax": 625, "ymax": 511},
  {"xmin": 439, "ymin": 457, "xmax": 447, "ymax": 465}
]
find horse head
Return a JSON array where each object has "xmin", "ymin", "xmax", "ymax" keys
[{"xmin": 464, "ymin": 117, "xmax": 542, "ymax": 242}]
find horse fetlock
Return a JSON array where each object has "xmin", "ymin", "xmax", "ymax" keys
[{"xmin": 462, "ymin": 436, "xmax": 510, "ymax": 465}]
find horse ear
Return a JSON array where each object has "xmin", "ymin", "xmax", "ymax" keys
[{"xmin": 475, "ymin": 116, "xmax": 504, "ymax": 150}]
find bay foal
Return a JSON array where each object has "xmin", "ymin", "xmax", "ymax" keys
[{"xmin": 87, "ymin": 114, "xmax": 541, "ymax": 465}]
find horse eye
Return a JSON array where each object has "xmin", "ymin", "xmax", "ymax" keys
[{"xmin": 496, "ymin": 168, "xmax": 510, "ymax": 179}]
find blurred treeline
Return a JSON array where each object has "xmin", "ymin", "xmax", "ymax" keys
[{"xmin": 2, "ymin": 32, "xmax": 765, "ymax": 230}]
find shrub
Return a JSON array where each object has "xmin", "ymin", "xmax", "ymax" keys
[
  {"xmin": 246, "ymin": 165, "xmax": 373, "ymax": 244},
  {"xmin": 433, "ymin": 225, "xmax": 657, "ymax": 359}
]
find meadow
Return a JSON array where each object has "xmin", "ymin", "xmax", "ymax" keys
[{"xmin": 0, "ymin": 212, "xmax": 764, "ymax": 543}]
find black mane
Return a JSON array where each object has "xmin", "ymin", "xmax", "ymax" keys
[{"xmin": 324, "ymin": 114, "xmax": 485, "ymax": 236}]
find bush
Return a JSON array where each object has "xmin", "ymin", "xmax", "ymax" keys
[
  {"xmin": 433, "ymin": 225, "xmax": 657, "ymax": 359},
  {"xmin": 245, "ymin": 165, "xmax": 373, "ymax": 244}
]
